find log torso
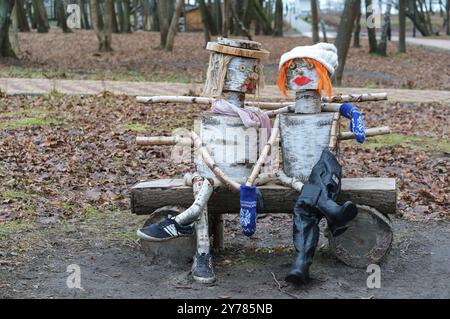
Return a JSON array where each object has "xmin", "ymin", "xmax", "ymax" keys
[
  {"xmin": 280, "ymin": 112, "xmax": 337, "ymax": 180},
  {"xmin": 196, "ymin": 112, "xmax": 259, "ymax": 181}
]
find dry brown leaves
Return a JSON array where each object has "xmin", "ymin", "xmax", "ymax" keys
[{"xmin": 0, "ymin": 94, "xmax": 448, "ymax": 223}]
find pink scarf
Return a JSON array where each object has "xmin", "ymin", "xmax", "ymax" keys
[{"xmin": 211, "ymin": 99, "xmax": 271, "ymax": 150}]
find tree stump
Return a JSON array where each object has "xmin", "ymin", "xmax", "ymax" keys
[
  {"xmin": 140, "ymin": 206, "xmax": 196, "ymax": 266},
  {"xmin": 328, "ymin": 205, "xmax": 393, "ymax": 268}
]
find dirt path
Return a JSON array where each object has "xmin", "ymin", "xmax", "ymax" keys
[
  {"xmin": 2, "ymin": 78, "xmax": 450, "ymax": 104},
  {"xmin": 1, "ymin": 212, "xmax": 449, "ymax": 299}
]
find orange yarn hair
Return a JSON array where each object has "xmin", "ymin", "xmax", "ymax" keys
[{"xmin": 277, "ymin": 58, "xmax": 333, "ymax": 99}]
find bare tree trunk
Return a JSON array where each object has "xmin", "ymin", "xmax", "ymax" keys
[
  {"xmin": 158, "ymin": 0, "xmax": 169, "ymax": 47},
  {"xmin": 377, "ymin": 0, "xmax": 392, "ymax": 56},
  {"xmin": 320, "ymin": 19, "xmax": 328, "ymax": 42},
  {"xmin": 213, "ymin": 0, "xmax": 222, "ymax": 32},
  {"xmin": 110, "ymin": 0, "xmax": 119, "ymax": 33},
  {"xmin": 230, "ymin": 1, "xmax": 252, "ymax": 39},
  {"xmin": 115, "ymin": 0, "xmax": 124, "ymax": 32},
  {"xmin": 56, "ymin": 0, "xmax": 72, "ymax": 33},
  {"xmin": 9, "ymin": 1, "xmax": 19, "ymax": 55},
  {"xmin": 334, "ymin": 0, "xmax": 359, "ymax": 86},
  {"xmin": 199, "ymin": 0, "xmax": 218, "ymax": 35},
  {"xmin": 165, "ymin": 0, "xmax": 184, "ymax": 52},
  {"xmin": 406, "ymin": 0, "xmax": 434, "ymax": 36},
  {"xmin": 222, "ymin": 0, "xmax": 229, "ymax": 37},
  {"xmin": 353, "ymin": 0, "xmax": 361, "ymax": 47},
  {"xmin": 398, "ymin": 0, "xmax": 406, "ymax": 52},
  {"xmin": 122, "ymin": 0, "xmax": 131, "ymax": 32},
  {"xmin": 446, "ymin": 0, "xmax": 450, "ymax": 35},
  {"xmin": 311, "ymin": 0, "xmax": 320, "ymax": 43},
  {"xmin": 0, "ymin": 0, "xmax": 17, "ymax": 58},
  {"xmin": 15, "ymin": 0, "xmax": 29, "ymax": 32},
  {"xmin": 254, "ymin": 0, "xmax": 273, "ymax": 34},
  {"xmin": 92, "ymin": 0, "xmax": 113, "ymax": 52},
  {"xmin": 78, "ymin": 0, "xmax": 89, "ymax": 29},
  {"xmin": 31, "ymin": 0, "xmax": 49, "ymax": 33},
  {"xmin": 104, "ymin": 0, "xmax": 114, "ymax": 50},
  {"xmin": 273, "ymin": 0, "xmax": 283, "ymax": 36},
  {"xmin": 150, "ymin": 0, "xmax": 159, "ymax": 31},
  {"xmin": 242, "ymin": 0, "xmax": 254, "ymax": 30},
  {"xmin": 365, "ymin": 0, "xmax": 377, "ymax": 53}
]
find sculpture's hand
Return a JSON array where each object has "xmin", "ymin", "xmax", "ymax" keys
[{"xmin": 339, "ymin": 103, "xmax": 366, "ymax": 144}]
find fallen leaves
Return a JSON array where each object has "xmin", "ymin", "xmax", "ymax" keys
[
  {"xmin": 0, "ymin": 94, "xmax": 448, "ymax": 224},
  {"xmin": 1, "ymin": 30, "xmax": 449, "ymax": 90}
]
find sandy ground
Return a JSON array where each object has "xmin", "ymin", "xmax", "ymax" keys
[{"xmin": 1, "ymin": 212, "xmax": 449, "ymax": 299}]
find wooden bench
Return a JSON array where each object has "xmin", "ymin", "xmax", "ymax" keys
[{"xmin": 131, "ymin": 177, "xmax": 396, "ymax": 252}]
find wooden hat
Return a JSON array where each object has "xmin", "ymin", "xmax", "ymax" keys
[{"xmin": 206, "ymin": 37, "xmax": 270, "ymax": 61}]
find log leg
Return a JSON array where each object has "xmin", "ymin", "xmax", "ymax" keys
[
  {"xmin": 211, "ymin": 214, "xmax": 224, "ymax": 250},
  {"xmin": 195, "ymin": 203, "xmax": 211, "ymax": 254}
]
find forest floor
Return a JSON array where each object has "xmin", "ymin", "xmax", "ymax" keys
[
  {"xmin": 0, "ymin": 93, "xmax": 448, "ymax": 298},
  {"xmin": 1, "ymin": 30, "xmax": 450, "ymax": 90}
]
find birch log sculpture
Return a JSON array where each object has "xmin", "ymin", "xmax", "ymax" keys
[{"xmin": 274, "ymin": 46, "xmax": 394, "ymax": 274}]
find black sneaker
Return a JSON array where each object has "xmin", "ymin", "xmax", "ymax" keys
[
  {"xmin": 137, "ymin": 217, "xmax": 193, "ymax": 241},
  {"xmin": 192, "ymin": 253, "xmax": 216, "ymax": 284}
]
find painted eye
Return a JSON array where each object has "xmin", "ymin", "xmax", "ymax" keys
[
  {"xmin": 239, "ymin": 64, "xmax": 246, "ymax": 72},
  {"xmin": 306, "ymin": 62, "xmax": 314, "ymax": 70},
  {"xmin": 289, "ymin": 63, "xmax": 296, "ymax": 70}
]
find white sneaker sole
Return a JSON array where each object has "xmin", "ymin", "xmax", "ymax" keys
[
  {"xmin": 192, "ymin": 274, "xmax": 216, "ymax": 284},
  {"xmin": 136, "ymin": 229, "xmax": 178, "ymax": 241},
  {"xmin": 136, "ymin": 229, "xmax": 193, "ymax": 241}
]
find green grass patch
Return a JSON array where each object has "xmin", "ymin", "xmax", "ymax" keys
[
  {"xmin": 0, "ymin": 220, "xmax": 35, "ymax": 239},
  {"xmin": 1, "ymin": 66, "xmax": 193, "ymax": 83},
  {"xmin": 365, "ymin": 80, "xmax": 379, "ymax": 89},
  {"xmin": 1, "ymin": 108, "xmax": 50, "ymax": 118},
  {"xmin": 364, "ymin": 133, "xmax": 450, "ymax": 153},
  {"xmin": 0, "ymin": 117, "xmax": 61, "ymax": 129},
  {"xmin": 125, "ymin": 123, "xmax": 148, "ymax": 132},
  {"xmin": 84, "ymin": 206, "xmax": 108, "ymax": 219},
  {"xmin": 1, "ymin": 190, "xmax": 35, "ymax": 200}
]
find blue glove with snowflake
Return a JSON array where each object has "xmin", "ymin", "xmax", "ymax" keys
[
  {"xmin": 240, "ymin": 185, "xmax": 257, "ymax": 237},
  {"xmin": 339, "ymin": 103, "xmax": 366, "ymax": 144}
]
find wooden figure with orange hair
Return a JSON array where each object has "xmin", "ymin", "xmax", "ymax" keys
[{"xmin": 276, "ymin": 43, "xmax": 360, "ymax": 285}]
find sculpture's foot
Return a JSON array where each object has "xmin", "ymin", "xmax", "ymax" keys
[
  {"xmin": 191, "ymin": 252, "xmax": 216, "ymax": 284},
  {"xmin": 137, "ymin": 217, "xmax": 193, "ymax": 241}
]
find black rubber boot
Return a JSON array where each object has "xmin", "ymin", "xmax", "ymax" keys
[
  {"xmin": 285, "ymin": 185, "xmax": 321, "ymax": 285},
  {"xmin": 308, "ymin": 150, "xmax": 358, "ymax": 236}
]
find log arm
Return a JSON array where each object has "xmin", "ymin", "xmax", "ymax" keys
[
  {"xmin": 246, "ymin": 115, "xmax": 281, "ymax": 186},
  {"xmin": 135, "ymin": 93, "xmax": 387, "ymax": 110},
  {"xmin": 275, "ymin": 170, "xmax": 304, "ymax": 192},
  {"xmin": 339, "ymin": 127, "xmax": 391, "ymax": 140}
]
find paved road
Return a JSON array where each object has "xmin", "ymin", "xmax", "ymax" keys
[{"xmin": 1, "ymin": 78, "xmax": 449, "ymax": 104}]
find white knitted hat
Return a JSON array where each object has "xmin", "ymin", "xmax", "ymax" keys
[{"xmin": 278, "ymin": 43, "xmax": 338, "ymax": 76}]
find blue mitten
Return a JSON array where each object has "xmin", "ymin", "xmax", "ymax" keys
[
  {"xmin": 240, "ymin": 185, "xmax": 257, "ymax": 237},
  {"xmin": 339, "ymin": 103, "xmax": 366, "ymax": 143}
]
